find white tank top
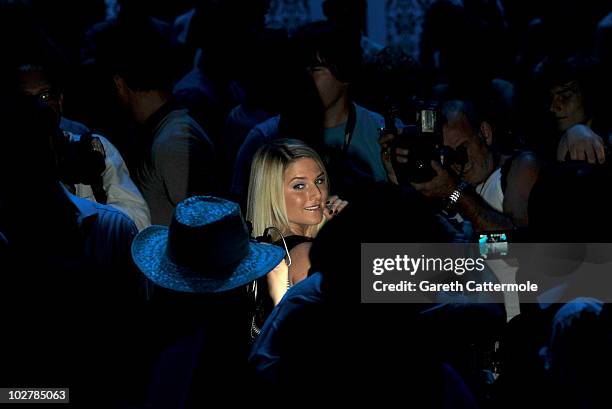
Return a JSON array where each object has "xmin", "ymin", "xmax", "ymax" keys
[{"xmin": 476, "ymin": 168, "xmax": 504, "ymax": 212}]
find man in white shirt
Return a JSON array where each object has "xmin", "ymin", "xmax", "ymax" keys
[
  {"xmin": 16, "ymin": 63, "xmax": 151, "ymax": 230},
  {"xmin": 383, "ymin": 99, "xmax": 540, "ymax": 232}
]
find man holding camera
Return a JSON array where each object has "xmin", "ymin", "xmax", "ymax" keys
[
  {"xmin": 16, "ymin": 63, "xmax": 151, "ymax": 231},
  {"xmin": 382, "ymin": 99, "xmax": 540, "ymax": 232},
  {"xmin": 0, "ymin": 94, "xmax": 144, "ymax": 405}
]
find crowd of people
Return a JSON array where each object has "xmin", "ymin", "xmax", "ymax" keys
[{"xmin": 0, "ymin": 0, "xmax": 611, "ymax": 407}]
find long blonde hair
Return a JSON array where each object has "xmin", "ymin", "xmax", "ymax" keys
[{"xmin": 246, "ymin": 139, "xmax": 328, "ymax": 241}]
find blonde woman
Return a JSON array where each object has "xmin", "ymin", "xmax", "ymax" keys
[{"xmin": 247, "ymin": 139, "xmax": 348, "ymax": 285}]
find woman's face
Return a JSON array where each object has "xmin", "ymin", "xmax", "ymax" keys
[
  {"xmin": 549, "ymin": 81, "xmax": 588, "ymax": 132},
  {"xmin": 283, "ymin": 157, "xmax": 328, "ymax": 236}
]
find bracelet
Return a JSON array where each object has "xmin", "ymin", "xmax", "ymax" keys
[{"xmin": 445, "ymin": 181, "xmax": 470, "ymax": 212}]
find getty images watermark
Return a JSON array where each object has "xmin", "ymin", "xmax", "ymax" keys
[
  {"xmin": 361, "ymin": 243, "xmax": 612, "ymax": 304},
  {"xmin": 371, "ymin": 253, "xmax": 537, "ymax": 293}
]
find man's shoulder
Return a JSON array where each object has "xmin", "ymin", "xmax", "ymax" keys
[
  {"xmin": 154, "ymin": 109, "xmax": 211, "ymax": 144},
  {"xmin": 251, "ymin": 115, "xmax": 280, "ymax": 137},
  {"xmin": 283, "ymin": 272, "xmax": 324, "ymax": 306},
  {"xmin": 240, "ymin": 115, "xmax": 280, "ymax": 148},
  {"xmin": 354, "ymin": 104, "xmax": 385, "ymax": 128},
  {"xmin": 253, "ymin": 272, "xmax": 324, "ymax": 343},
  {"xmin": 60, "ymin": 116, "xmax": 90, "ymax": 135},
  {"xmin": 69, "ymin": 193, "xmax": 137, "ymax": 234},
  {"xmin": 506, "ymin": 151, "xmax": 541, "ymax": 177},
  {"xmin": 158, "ymin": 108, "xmax": 203, "ymax": 130},
  {"xmin": 65, "ymin": 131, "xmax": 117, "ymax": 154}
]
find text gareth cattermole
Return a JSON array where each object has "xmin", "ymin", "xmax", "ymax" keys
[{"xmin": 372, "ymin": 255, "xmax": 486, "ymax": 276}]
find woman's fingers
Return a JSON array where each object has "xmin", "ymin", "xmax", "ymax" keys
[{"xmin": 325, "ymin": 196, "xmax": 348, "ymax": 216}]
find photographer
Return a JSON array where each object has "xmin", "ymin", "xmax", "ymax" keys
[
  {"xmin": 0, "ymin": 93, "xmax": 144, "ymax": 406},
  {"xmin": 16, "ymin": 63, "xmax": 151, "ymax": 231},
  {"xmin": 381, "ymin": 99, "xmax": 540, "ymax": 232}
]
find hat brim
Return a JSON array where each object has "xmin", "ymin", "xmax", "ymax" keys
[{"xmin": 131, "ymin": 226, "xmax": 286, "ymax": 293}]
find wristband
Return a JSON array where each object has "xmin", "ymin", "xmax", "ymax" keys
[{"xmin": 445, "ymin": 180, "xmax": 470, "ymax": 212}]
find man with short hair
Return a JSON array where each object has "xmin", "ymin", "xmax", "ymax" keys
[
  {"xmin": 16, "ymin": 63, "xmax": 151, "ymax": 230},
  {"xmin": 232, "ymin": 21, "xmax": 390, "ymax": 200},
  {"xmin": 541, "ymin": 56, "xmax": 611, "ymax": 163},
  {"xmin": 384, "ymin": 99, "xmax": 540, "ymax": 232},
  {"xmin": 90, "ymin": 17, "xmax": 217, "ymax": 225}
]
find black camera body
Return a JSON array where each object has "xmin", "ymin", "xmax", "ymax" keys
[
  {"xmin": 386, "ymin": 101, "xmax": 443, "ymax": 184},
  {"xmin": 55, "ymin": 132, "xmax": 106, "ymax": 185},
  {"xmin": 54, "ymin": 131, "xmax": 107, "ymax": 203},
  {"xmin": 385, "ymin": 101, "xmax": 469, "ymax": 184}
]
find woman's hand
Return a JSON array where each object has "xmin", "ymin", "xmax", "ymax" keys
[{"xmin": 324, "ymin": 195, "xmax": 349, "ymax": 220}]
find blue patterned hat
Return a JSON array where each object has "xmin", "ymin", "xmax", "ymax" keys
[{"xmin": 131, "ymin": 196, "xmax": 285, "ymax": 293}]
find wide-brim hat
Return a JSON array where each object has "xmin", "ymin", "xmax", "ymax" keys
[{"xmin": 131, "ymin": 196, "xmax": 285, "ymax": 293}]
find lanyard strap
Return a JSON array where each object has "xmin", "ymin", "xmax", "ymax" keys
[{"xmin": 342, "ymin": 103, "xmax": 357, "ymax": 153}]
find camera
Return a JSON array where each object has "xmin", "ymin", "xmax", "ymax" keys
[
  {"xmin": 388, "ymin": 101, "xmax": 441, "ymax": 184},
  {"xmin": 53, "ymin": 131, "xmax": 108, "ymax": 203},
  {"xmin": 384, "ymin": 101, "xmax": 469, "ymax": 184}
]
